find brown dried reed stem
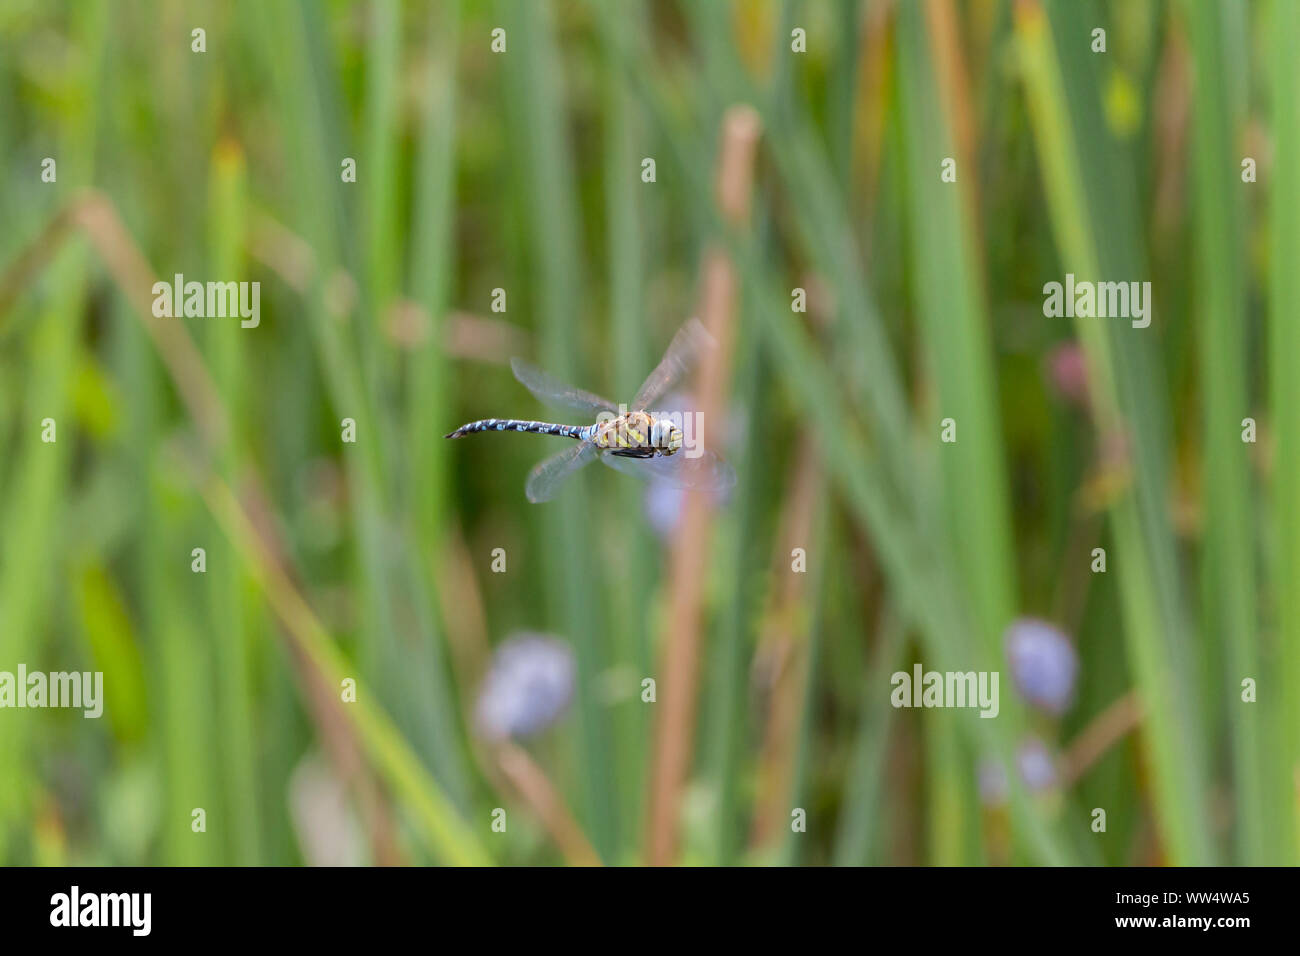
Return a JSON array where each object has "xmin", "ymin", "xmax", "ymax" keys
[{"xmin": 645, "ymin": 105, "xmax": 761, "ymax": 866}]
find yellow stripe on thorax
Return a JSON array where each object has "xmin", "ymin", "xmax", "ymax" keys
[{"xmin": 595, "ymin": 412, "xmax": 651, "ymax": 449}]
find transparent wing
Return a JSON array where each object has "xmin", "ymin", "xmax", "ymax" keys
[
  {"xmin": 526, "ymin": 442, "xmax": 598, "ymax": 503},
  {"xmin": 511, "ymin": 357, "xmax": 617, "ymax": 419},
  {"xmin": 631, "ymin": 318, "xmax": 715, "ymax": 411},
  {"xmin": 598, "ymin": 449, "xmax": 736, "ymax": 495}
]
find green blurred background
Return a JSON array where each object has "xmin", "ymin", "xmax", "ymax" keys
[{"xmin": 0, "ymin": 0, "xmax": 1297, "ymax": 866}]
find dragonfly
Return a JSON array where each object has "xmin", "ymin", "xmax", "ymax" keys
[{"xmin": 446, "ymin": 318, "xmax": 736, "ymax": 503}]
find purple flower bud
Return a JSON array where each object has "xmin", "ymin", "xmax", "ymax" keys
[
  {"xmin": 1045, "ymin": 342, "xmax": 1088, "ymax": 408},
  {"xmin": 640, "ymin": 391, "xmax": 733, "ymax": 537},
  {"xmin": 1005, "ymin": 618, "xmax": 1078, "ymax": 715},
  {"xmin": 475, "ymin": 633, "xmax": 576, "ymax": 740},
  {"xmin": 645, "ymin": 480, "xmax": 686, "ymax": 538},
  {"xmin": 1016, "ymin": 737, "xmax": 1059, "ymax": 792},
  {"xmin": 978, "ymin": 738, "xmax": 1060, "ymax": 807}
]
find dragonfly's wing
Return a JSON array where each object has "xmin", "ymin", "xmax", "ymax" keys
[
  {"xmin": 631, "ymin": 318, "xmax": 714, "ymax": 411},
  {"xmin": 511, "ymin": 357, "xmax": 617, "ymax": 419},
  {"xmin": 526, "ymin": 442, "xmax": 598, "ymax": 503},
  {"xmin": 598, "ymin": 449, "xmax": 736, "ymax": 495}
]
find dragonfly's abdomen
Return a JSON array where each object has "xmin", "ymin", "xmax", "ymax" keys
[{"xmin": 445, "ymin": 419, "xmax": 587, "ymax": 440}]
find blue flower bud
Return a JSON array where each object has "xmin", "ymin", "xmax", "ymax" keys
[
  {"xmin": 475, "ymin": 633, "xmax": 576, "ymax": 740},
  {"xmin": 1016, "ymin": 737, "xmax": 1058, "ymax": 792},
  {"xmin": 978, "ymin": 737, "xmax": 1060, "ymax": 807},
  {"xmin": 1005, "ymin": 618, "xmax": 1078, "ymax": 715}
]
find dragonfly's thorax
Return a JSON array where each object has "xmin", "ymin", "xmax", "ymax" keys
[{"xmin": 590, "ymin": 410, "xmax": 681, "ymax": 456}]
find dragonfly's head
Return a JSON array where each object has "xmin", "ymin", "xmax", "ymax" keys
[{"xmin": 652, "ymin": 416, "xmax": 683, "ymax": 456}]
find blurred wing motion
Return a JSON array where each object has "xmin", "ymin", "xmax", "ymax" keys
[
  {"xmin": 526, "ymin": 442, "xmax": 599, "ymax": 503},
  {"xmin": 511, "ymin": 357, "xmax": 617, "ymax": 419},
  {"xmin": 631, "ymin": 318, "xmax": 714, "ymax": 411},
  {"xmin": 599, "ymin": 448, "xmax": 736, "ymax": 494}
]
